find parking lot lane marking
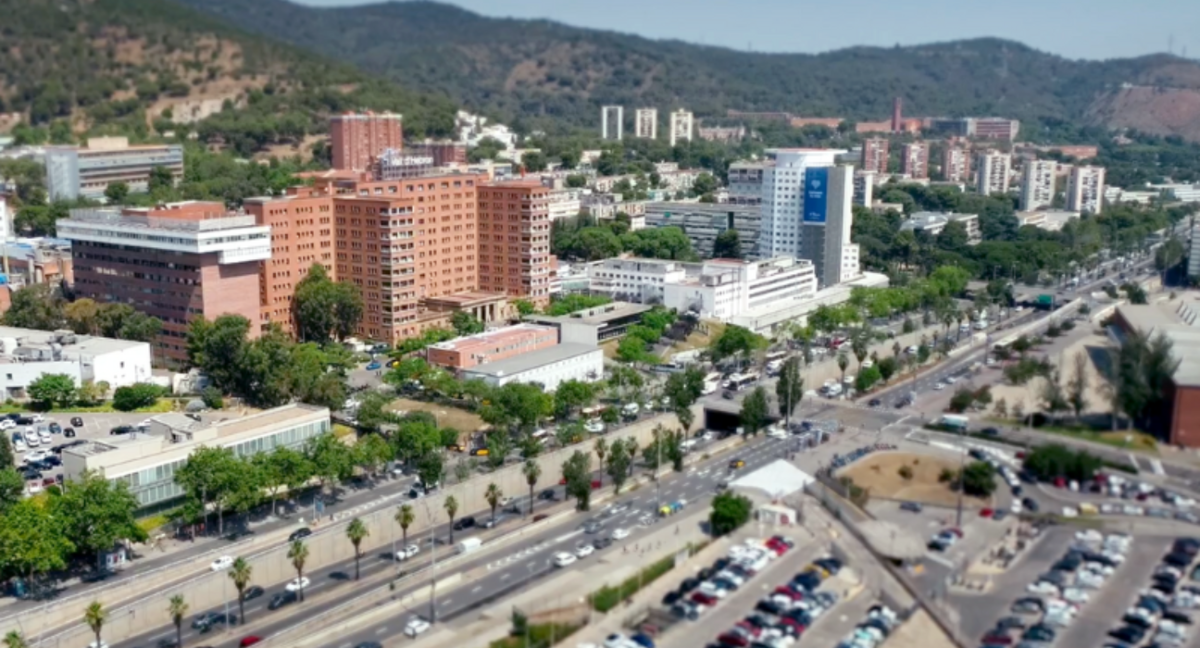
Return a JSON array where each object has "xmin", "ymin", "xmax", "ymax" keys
[
  {"xmin": 501, "ymin": 572, "xmax": 510, "ymax": 580},
  {"xmin": 472, "ymin": 585, "xmax": 482, "ymax": 593},
  {"xmin": 376, "ymin": 627, "xmax": 387, "ymax": 635}
]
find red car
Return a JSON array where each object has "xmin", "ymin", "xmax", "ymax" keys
[
  {"xmin": 780, "ymin": 617, "xmax": 807, "ymax": 634},
  {"xmin": 734, "ymin": 621, "xmax": 762, "ymax": 637},
  {"xmin": 774, "ymin": 585, "xmax": 804, "ymax": 600},
  {"xmin": 770, "ymin": 535, "xmax": 796, "ymax": 550},
  {"xmin": 691, "ymin": 591, "xmax": 718, "ymax": 606},
  {"xmin": 980, "ymin": 508, "xmax": 994, "ymax": 518},
  {"xmin": 981, "ymin": 634, "xmax": 1013, "ymax": 645},
  {"xmin": 717, "ymin": 632, "xmax": 750, "ymax": 647},
  {"xmin": 240, "ymin": 637, "xmax": 262, "ymax": 647}
]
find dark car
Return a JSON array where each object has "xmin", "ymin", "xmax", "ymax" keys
[
  {"xmin": 593, "ymin": 537, "xmax": 613, "ymax": 550},
  {"xmin": 192, "ymin": 611, "xmax": 237, "ymax": 631},
  {"xmin": 70, "ymin": 416, "xmax": 84, "ymax": 427},
  {"xmin": 717, "ymin": 632, "xmax": 749, "ymax": 648},
  {"xmin": 679, "ymin": 577, "xmax": 700, "ymax": 593},
  {"xmin": 452, "ymin": 516, "xmax": 477, "ymax": 531},
  {"xmin": 1174, "ymin": 538, "xmax": 1200, "ymax": 555},
  {"xmin": 354, "ymin": 643, "xmax": 384, "ymax": 648},
  {"xmin": 722, "ymin": 390, "xmax": 736, "ymax": 400},
  {"xmin": 268, "ymin": 591, "xmax": 297, "ymax": 610},
  {"xmin": 996, "ymin": 617, "xmax": 1026, "ymax": 630},
  {"xmin": 538, "ymin": 489, "xmax": 557, "ymax": 501},
  {"xmin": 1164, "ymin": 609, "xmax": 1193, "ymax": 624},
  {"xmin": 868, "ymin": 399, "xmax": 882, "ymax": 407},
  {"xmin": 813, "ymin": 557, "xmax": 842, "ymax": 574},
  {"xmin": 980, "ymin": 634, "xmax": 1013, "ymax": 646},
  {"xmin": 63, "ymin": 427, "xmax": 76, "ymax": 438},
  {"xmin": 48, "ymin": 422, "xmax": 61, "ymax": 434},
  {"xmin": 110, "ymin": 425, "xmax": 134, "ymax": 435},
  {"xmin": 756, "ymin": 599, "xmax": 786, "ymax": 616},
  {"xmin": 691, "ymin": 591, "xmax": 718, "ymax": 607},
  {"xmin": 671, "ymin": 602, "xmax": 700, "ymax": 620},
  {"xmin": 981, "ymin": 427, "xmax": 1001, "ymax": 436},
  {"xmin": 287, "ymin": 528, "xmax": 313, "ymax": 542},
  {"xmin": 243, "ymin": 586, "xmax": 265, "ymax": 601},
  {"xmin": 900, "ymin": 501, "xmax": 923, "ymax": 513},
  {"xmin": 1022, "ymin": 497, "xmax": 1040, "ymax": 513},
  {"xmin": 629, "ymin": 633, "xmax": 655, "ymax": 648},
  {"xmin": 1123, "ymin": 614, "xmax": 1153, "ymax": 629},
  {"xmin": 662, "ymin": 590, "xmax": 682, "ymax": 606},
  {"xmin": 1010, "ymin": 485, "xmax": 1023, "ymax": 497},
  {"xmin": 14, "ymin": 417, "xmax": 32, "ymax": 425},
  {"xmin": 1164, "ymin": 552, "xmax": 1193, "ymax": 568},
  {"xmin": 1109, "ymin": 626, "xmax": 1146, "ymax": 644},
  {"xmin": 1022, "ymin": 625, "xmax": 1055, "ymax": 642}
]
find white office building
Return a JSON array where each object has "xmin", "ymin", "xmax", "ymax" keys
[
  {"xmin": 587, "ymin": 258, "xmax": 689, "ymax": 303},
  {"xmin": 669, "ymin": 110, "xmax": 694, "ymax": 146},
  {"xmin": 664, "ymin": 257, "xmax": 817, "ymax": 321},
  {"xmin": 460, "ymin": 343, "xmax": 604, "ymax": 391},
  {"xmin": 601, "ymin": 106, "xmax": 624, "ymax": 141},
  {"xmin": 1020, "ymin": 160, "xmax": 1057, "ymax": 212},
  {"xmin": 0, "ymin": 327, "xmax": 152, "ymax": 401},
  {"xmin": 635, "ymin": 108, "xmax": 658, "ymax": 139},
  {"xmin": 1066, "ymin": 165, "xmax": 1106, "ymax": 214},
  {"xmin": 976, "ymin": 151, "xmax": 1012, "ymax": 196}
]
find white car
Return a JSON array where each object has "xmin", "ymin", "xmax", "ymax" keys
[
  {"xmin": 933, "ymin": 382, "xmax": 947, "ymax": 391},
  {"xmin": 87, "ymin": 642, "xmax": 110, "ymax": 648},
  {"xmin": 698, "ymin": 581, "xmax": 728, "ymax": 599},
  {"xmin": 1061, "ymin": 506, "xmax": 1079, "ymax": 518},
  {"xmin": 30, "ymin": 414, "xmax": 44, "ymax": 423},
  {"xmin": 1075, "ymin": 572, "xmax": 1104, "ymax": 589},
  {"xmin": 611, "ymin": 527, "xmax": 630, "ymax": 540},
  {"xmin": 0, "ymin": 419, "xmax": 14, "ymax": 430},
  {"xmin": 24, "ymin": 433, "xmax": 39, "ymax": 448},
  {"xmin": 1075, "ymin": 529, "xmax": 1103, "ymax": 543},
  {"xmin": 1010, "ymin": 500, "xmax": 1023, "ymax": 514},
  {"xmin": 403, "ymin": 617, "xmax": 431, "ymax": 637},
  {"xmin": 1062, "ymin": 587, "xmax": 1090, "ymax": 604},
  {"xmin": 210, "ymin": 555, "xmax": 234, "ymax": 572},
  {"xmin": 766, "ymin": 426, "xmax": 788, "ymax": 439},
  {"xmin": 584, "ymin": 419, "xmax": 605, "ymax": 434},
  {"xmin": 603, "ymin": 634, "xmax": 630, "ymax": 648},
  {"xmin": 11, "ymin": 435, "xmax": 25, "ymax": 453},
  {"xmin": 575, "ymin": 544, "xmax": 595, "ymax": 559},
  {"xmin": 945, "ymin": 376, "xmax": 959, "ymax": 384},
  {"xmin": 24, "ymin": 449, "xmax": 50, "ymax": 464},
  {"xmin": 285, "ymin": 576, "xmax": 311, "ymax": 592},
  {"xmin": 396, "ymin": 544, "xmax": 420, "ymax": 561},
  {"xmin": 38, "ymin": 428, "xmax": 51, "ymax": 444},
  {"xmin": 1027, "ymin": 581, "xmax": 1060, "ymax": 596},
  {"xmin": 553, "ymin": 552, "xmax": 577, "ymax": 568}
]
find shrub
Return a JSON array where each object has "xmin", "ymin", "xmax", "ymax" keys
[
  {"xmin": 938, "ymin": 468, "xmax": 955, "ymax": 483},
  {"xmin": 590, "ymin": 555, "xmax": 676, "ymax": 612},
  {"xmin": 112, "ymin": 382, "xmax": 164, "ymax": 411},
  {"xmin": 898, "ymin": 465, "xmax": 913, "ymax": 480},
  {"xmin": 201, "ymin": 386, "xmax": 224, "ymax": 409}
]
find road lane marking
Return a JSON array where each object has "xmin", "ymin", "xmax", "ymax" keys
[{"xmin": 472, "ymin": 585, "xmax": 482, "ymax": 593}]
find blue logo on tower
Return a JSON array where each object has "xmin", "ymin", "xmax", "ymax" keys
[{"xmin": 803, "ymin": 167, "xmax": 828, "ymax": 224}]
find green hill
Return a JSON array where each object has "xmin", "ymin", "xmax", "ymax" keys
[{"xmin": 178, "ymin": 0, "xmax": 1200, "ymax": 138}]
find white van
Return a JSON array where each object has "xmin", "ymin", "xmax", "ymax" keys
[{"xmin": 457, "ymin": 537, "xmax": 482, "ymax": 555}]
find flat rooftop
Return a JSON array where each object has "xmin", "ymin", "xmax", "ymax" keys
[
  {"xmin": 0, "ymin": 326, "xmax": 148, "ymax": 356},
  {"xmin": 528, "ymin": 302, "xmax": 652, "ymax": 326},
  {"xmin": 429, "ymin": 323, "xmax": 556, "ymax": 354},
  {"xmin": 1116, "ymin": 301, "xmax": 1200, "ymax": 388},
  {"xmin": 461, "ymin": 343, "xmax": 599, "ymax": 378}
]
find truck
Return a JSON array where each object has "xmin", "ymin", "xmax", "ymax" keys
[
  {"xmin": 457, "ymin": 537, "xmax": 482, "ymax": 555},
  {"xmin": 1036, "ymin": 294, "xmax": 1055, "ymax": 309},
  {"xmin": 939, "ymin": 414, "xmax": 969, "ymax": 431}
]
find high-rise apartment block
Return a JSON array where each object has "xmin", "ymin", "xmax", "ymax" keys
[
  {"xmin": 860, "ymin": 138, "xmax": 889, "ymax": 175},
  {"xmin": 408, "ymin": 141, "xmax": 468, "ymax": 167},
  {"xmin": 728, "ymin": 162, "xmax": 768, "ymax": 206},
  {"xmin": 976, "ymin": 151, "xmax": 1012, "ymax": 196},
  {"xmin": 1066, "ymin": 165, "xmax": 1106, "ymax": 214},
  {"xmin": 59, "ymin": 202, "xmax": 271, "ymax": 362},
  {"xmin": 244, "ymin": 186, "xmax": 337, "ymax": 335},
  {"xmin": 852, "ymin": 171, "xmax": 875, "ymax": 207},
  {"xmin": 477, "ymin": 181, "xmax": 553, "ymax": 307},
  {"xmin": 601, "ymin": 106, "xmax": 624, "ymax": 141},
  {"xmin": 45, "ymin": 137, "xmax": 183, "ymax": 201},
  {"xmin": 1020, "ymin": 160, "xmax": 1057, "ymax": 212},
  {"xmin": 900, "ymin": 142, "xmax": 929, "ymax": 179},
  {"xmin": 669, "ymin": 110, "xmax": 694, "ymax": 146},
  {"xmin": 635, "ymin": 108, "xmax": 658, "ymax": 139},
  {"xmin": 329, "ymin": 112, "xmax": 404, "ymax": 171},
  {"xmin": 941, "ymin": 146, "xmax": 972, "ymax": 183}
]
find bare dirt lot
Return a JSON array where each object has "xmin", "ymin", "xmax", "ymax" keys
[
  {"xmin": 839, "ymin": 452, "xmax": 991, "ymax": 508},
  {"xmin": 387, "ymin": 398, "xmax": 486, "ymax": 433}
]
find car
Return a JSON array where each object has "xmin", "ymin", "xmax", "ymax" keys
[
  {"xmin": 242, "ymin": 585, "xmax": 265, "ymax": 601},
  {"xmin": 396, "ymin": 544, "xmax": 420, "ymax": 561},
  {"xmin": 934, "ymin": 382, "xmax": 947, "ymax": 391},
  {"xmin": 981, "ymin": 427, "xmax": 1001, "ymax": 436},
  {"xmin": 288, "ymin": 528, "xmax": 312, "ymax": 542},
  {"xmin": 629, "ymin": 633, "xmax": 655, "ymax": 648},
  {"xmin": 995, "ymin": 617, "xmax": 1026, "ymax": 631},
  {"xmin": 900, "ymin": 501, "xmax": 923, "ymax": 513},
  {"xmin": 71, "ymin": 416, "xmax": 84, "ymax": 427},
  {"xmin": 981, "ymin": 633, "xmax": 1014, "ymax": 645},
  {"xmin": 0, "ymin": 419, "xmax": 14, "ymax": 431},
  {"xmin": 1109, "ymin": 626, "xmax": 1146, "ymax": 644},
  {"xmin": 353, "ymin": 643, "xmax": 383, "ymax": 648},
  {"xmin": 267, "ymin": 591, "xmax": 297, "ymax": 610},
  {"xmin": 452, "ymin": 516, "xmax": 477, "ymax": 531},
  {"xmin": 575, "ymin": 544, "xmax": 595, "ymax": 558},
  {"xmin": 239, "ymin": 637, "xmax": 261, "ymax": 647},
  {"xmin": 1022, "ymin": 497, "xmax": 1040, "ymax": 513},
  {"xmin": 1012, "ymin": 598, "xmax": 1045, "ymax": 614},
  {"xmin": 403, "ymin": 617, "xmax": 432, "ymax": 637},
  {"xmin": 584, "ymin": 520, "xmax": 604, "ymax": 534},
  {"xmin": 365, "ymin": 361, "xmax": 382, "ymax": 371},
  {"xmin": 717, "ymin": 632, "xmax": 750, "ymax": 647},
  {"xmin": 603, "ymin": 634, "xmax": 630, "ymax": 648},
  {"xmin": 192, "ymin": 611, "xmax": 237, "ymax": 631},
  {"xmin": 691, "ymin": 591, "xmax": 718, "ymax": 607},
  {"xmin": 868, "ymin": 398, "xmax": 883, "ymax": 407},
  {"xmin": 585, "ymin": 419, "xmax": 605, "ymax": 434},
  {"xmin": 210, "ymin": 555, "xmax": 234, "ymax": 571},
  {"xmin": 554, "ymin": 552, "xmax": 577, "ymax": 568},
  {"xmin": 593, "ymin": 537, "xmax": 614, "ymax": 550},
  {"xmin": 110, "ymin": 425, "xmax": 134, "ymax": 435},
  {"xmin": 63, "ymin": 427, "xmax": 76, "ymax": 438},
  {"xmin": 671, "ymin": 601, "xmax": 701, "ymax": 620},
  {"xmin": 729, "ymin": 459, "xmax": 745, "ymax": 470},
  {"xmin": 284, "ymin": 576, "xmax": 310, "ymax": 592},
  {"xmin": 611, "ymin": 527, "xmax": 630, "ymax": 540},
  {"xmin": 539, "ymin": 488, "xmax": 557, "ymax": 500}
]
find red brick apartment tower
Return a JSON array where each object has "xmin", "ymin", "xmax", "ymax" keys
[
  {"xmin": 860, "ymin": 138, "xmax": 890, "ymax": 175},
  {"xmin": 330, "ymin": 112, "xmax": 404, "ymax": 171},
  {"xmin": 476, "ymin": 181, "xmax": 553, "ymax": 308},
  {"xmin": 244, "ymin": 186, "xmax": 337, "ymax": 335},
  {"xmin": 57, "ymin": 201, "xmax": 269, "ymax": 363},
  {"xmin": 333, "ymin": 173, "xmax": 487, "ymax": 343}
]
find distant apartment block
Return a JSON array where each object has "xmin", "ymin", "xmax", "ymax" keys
[
  {"xmin": 669, "ymin": 110, "xmax": 695, "ymax": 146},
  {"xmin": 477, "ymin": 181, "xmax": 553, "ymax": 307},
  {"xmin": 941, "ymin": 146, "xmax": 972, "ymax": 183},
  {"xmin": 426, "ymin": 323, "xmax": 559, "ymax": 371},
  {"xmin": 601, "ymin": 106, "xmax": 624, "ymax": 141},
  {"xmin": 635, "ymin": 108, "xmax": 658, "ymax": 139},
  {"xmin": 900, "ymin": 142, "xmax": 929, "ymax": 179},
  {"xmin": 369, "ymin": 149, "xmax": 436, "ymax": 181},
  {"xmin": 409, "ymin": 141, "xmax": 468, "ymax": 167},
  {"xmin": 976, "ymin": 151, "xmax": 1012, "ymax": 195},
  {"xmin": 1016, "ymin": 210, "xmax": 1079, "ymax": 232},
  {"xmin": 900, "ymin": 212, "xmax": 981, "ymax": 245},
  {"xmin": 45, "ymin": 137, "xmax": 183, "ymax": 201},
  {"xmin": 643, "ymin": 202, "xmax": 762, "ymax": 259},
  {"xmin": 1020, "ymin": 160, "xmax": 1057, "ymax": 212},
  {"xmin": 329, "ymin": 112, "xmax": 403, "ymax": 171},
  {"xmin": 860, "ymin": 138, "xmax": 889, "ymax": 175},
  {"xmin": 1066, "ymin": 165, "xmax": 1106, "ymax": 214},
  {"xmin": 852, "ymin": 171, "xmax": 875, "ymax": 207},
  {"xmin": 973, "ymin": 118, "xmax": 1021, "ymax": 141},
  {"xmin": 697, "ymin": 126, "xmax": 746, "ymax": 143},
  {"xmin": 664, "ymin": 257, "xmax": 818, "ymax": 321},
  {"xmin": 728, "ymin": 161, "xmax": 768, "ymax": 206},
  {"xmin": 60, "ymin": 201, "xmax": 270, "ymax": 362}
]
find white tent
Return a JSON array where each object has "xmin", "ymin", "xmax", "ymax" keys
[{"xmin": 729, "ymin": 460, "xmax": 815, "ymax": 498}]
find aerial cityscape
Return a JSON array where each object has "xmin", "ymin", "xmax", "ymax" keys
[{"xmin": 3, "ymin": 2, "xmax": 1200, "ymax": 648}]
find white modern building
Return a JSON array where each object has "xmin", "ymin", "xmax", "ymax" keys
[
  {"xmin": 63, "ymin": 404, "xmax": 331, "ymax": 512},
  {"xmin": 459, "ymin": 343, "xmax": 604, "ymax": 391},
  {"xmin": 852, "ymin": 171, "xmax": 876, "ymax": 207},
  {"xmin": 663, "ymin": 257, "xmax": 817, "ymax": 321},
  {"xmin": 669, "ymin": 110, "xmax": 694, "ymax": 146},
  {"xmin": 0, "ymin": 327, "xmax": 152, "ymax": 400},
  {"xmin": 643, "ymin": 202, "xmax": 762, "ymax": 259},
  {"xmin": 601, "ymin": 106, "xmax": 624, "ymax": 141},
  {"xmin": 976, "ymin": 151, "xmax": 1012, "ymax": 196},
  {"xmin": 635, "ymin": 108, "xmax": 658, "ymax": 139},
  {"xmin": 547, "ymin": 188, "xmax": 586, "ymax": 220},
  {"xmin": 45, "ymin": 136, "xmax": 184, "ymax": 201},
  {"xmin": 1066, "ymin": 166, "xmax": 1106, "ymax": 214},
  {"xmin": 587, "ymin": 258, "xmax": 689, "ymax": 303},
  {"xmin": 899, "ymin": 212, "xmax": 982, "ymax": 244},
  {"xmin": 1016, "ymin": 210, "xmax": 1080, "ymax": 232},
  {"xmin": 1020, "ymin": 160, "xmax": 1057, "ymax": 212}
]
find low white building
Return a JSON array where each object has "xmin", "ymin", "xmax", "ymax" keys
[
  {"xmin": 900, "ymin": 212, "xmax": 981, "ymax": 244},
  {"xmin": 0, "ymin": 327, "xmax": 152, "ymax": 400},
  {"xmin": 459, "ymin": 343, "xmax": 604, "ymax": 391},
  {"xmin": 547, "ymin": 188, "xmax": 586, "ymax": 220},
  {"xmin": 588, "ymin": 258, "xmax": 689, "ymax": 303},
  {"xmin": 663, "ymin": 257, "xmax": 817, "ymax": 321}
]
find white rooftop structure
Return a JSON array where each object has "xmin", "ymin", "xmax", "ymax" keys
[{"xmin": 0, "ymin": 326, "xmax": 151, "ymax": 400}]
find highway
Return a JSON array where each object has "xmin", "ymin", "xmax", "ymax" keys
[{"xmin": 104, "ymin": 430, "xmax": 791, "ymax": 648}]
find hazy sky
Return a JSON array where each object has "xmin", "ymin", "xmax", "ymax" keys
[{"xmin": 293, "ymin": 0, "xmax": 1193, "ymax": 61}]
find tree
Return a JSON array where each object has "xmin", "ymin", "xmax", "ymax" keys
[
  {"xmin": 994, "ymin": 397, "xmax": 1009, "ymax": 419},
  {"xmin": 229, "ymin": 557, "xmax": 253, "ymax": 626},
  {"xmin": 553, "ymin": 379, "xmax": 596, "ymax": 419},
  {"xmin": 294, "ymin": 264, "xmax": 363, "ymax": 344},
  {"xmin": 346, "ymin": 517, "xmax": 369, "ymax": 581},
  {"xmin": 1023, "ymin": 444, "xmax": 1103, "ymax": 482},
  {"xmin": 713, "ymin": 229, "xmax": 742, "ymax": 259},
  {"xmin": 111, "ymin": 383, "xmax": 162, "ymax": 411},
  {"xmin": 851, "ymin": 332, "xmax": 870, "ymax": 372},
  {"xmin": 175, "ymin": 446, "xmax": 241, "ymax": 536},
  {"xmin": 305, "ymin": 433, "xmax": 355, "ymax": 499},
  {"xmin": 254, "ymin": 446, "xmax": 312, "ymax": 517},
  {"xmin": 710, "ymin": 491, "xmax": 752, "ymax": 536},
  {"xmin": 606, "ymin": 438, "xmax": 633, "ymax": 494},
  {"xmin": 948, "ymin": 388, "xmax": 975, "ymax": 414},
  {"xmin": 513, "ymin": 299, "xmax": 537, "ymax": 316},
  {"xmin": 3, "ymin": 284, "xmax": 65, "ymax": 330},
  {"xmin": 417, "ymin": 452, "xmax": 445, "ymax": 492},
  {"xmin": 739, "ymin": 387, "xmax": 769, "ymax": 436},
  {"xmin": 561, "ymin": 450, "xmax": 592, "ymax": 511},
  {"xmin": 0, "ymin": 469, "xmax": 22, "ymax": 513},
  {"xmin": 522, "ymin": 459, "xmax": 541, "ymax": 516},
  {"xmin": 84, "ymin": 601, "xmax": 107, "ymax": 648},
  {"xmin": 27, "ymin": 374, "xmax": 76, "ymax": 408},
  {"xmin": 1040, "ymin": 372, "xmax": 1070, "ymax": 422},
  {"xmin": 3, "ymin": 631, "xmax": 28, "ymax": 648},
  {"xmin": 775, "ymin": 358, "xmax": 803, "ymax": 425},
  {"xmin": 960, "ymin": 462, "xmax": 997, "ymax": 497},
  {"xmin": 0, "ymin": 498, "xmax": 73, "ymax": 587},
  {"xmin": 168, "ymin": 594, "xmax": 188, "ymax": 648},
  {"xmin": 444, "ymin": 495, "xmax": 459, "ymax": 544},
  {"xmin": 104, "ymin": 181, "xmax": 129, "ymax": 204},
  {"xmin": 877, "ymin": 356, "xmax": 898, "ymax": 382},
  {"xmin": 287, "ymin": 540, "xmax": 309, "ymax": 601},
  {"xmin": 485, "ymin": 483, "xmax": 503, "ymax": 526},
  {"xmin": 521, "ymin": 151, "xmax": 548, "ymax": 173},
  {"xmin": 711, "ymin": 325, "xmax": 767, "ymax": 364},
  {"xmin": 0, "ymin": 434, "xmax": 14, "ymax": 470},
  {"xmin": 481, "ymin": 383, "xmax": 552, "ymax": 433},
  {"xmin": 53, "ymin": 470, "xmax": 146, "ymax": 563},
  {"xmin": 692, "ymin": 173, "xmax": 718, "ymax": 197},
  {"xmin": 395, "ymin": 504, "xmax": 416, "ymax": 553},
  {"xmin": 854, "ymin": 366, "xmax": 883, "ymax": 392},
  {"xmin": 1067, "ymin": 352, "xmax": 1089, "ymax": 421},
  {"xmin": 837, "ymin": 352, "xmax": 850, "ymax": 386},
  {"xmin": 354, "ymin": 433, "xmax": 393, "ymax": 479},
  {"xmin": 149, "ymin": 165, "xmax": 175, "ymax": 193},
  {"xmin": 451, "ymin": 311, "xmax": 485, "ymax": 336}
]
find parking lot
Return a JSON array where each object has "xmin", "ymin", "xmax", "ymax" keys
[{"xmin": 869, "ymin": 498, "xmax": 1015, "ymax": 569}]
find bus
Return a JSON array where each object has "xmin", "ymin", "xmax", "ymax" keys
[
  {"xmin": 728, "ymin": 372, "xmax": 760, "ymax": 391},
  {"xmin": 702, "ymin": 372, "xmax": 721, "ymax": 395},
  {"xmin": 940, "ymin": 414, "xmax": 969, "ymax": 431},
  {"xmin": 765, "ymin": 350, "xmax": 787, "ymax": 363}
]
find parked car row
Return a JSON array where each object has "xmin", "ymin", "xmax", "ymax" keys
[
  {"xmin": 996, "ymin": 531, "xmax": 1132, "ymax": 647},
  {"xmin": 712, "ymin": 552, "xmax": 843, "ymax": 648},
  {"xmin": 1108, "ymin": 536, "xmax": 1200, "ymax": 648},
  {"xmin": 833, "ymin": 603, "xmax": 901, "ymax": 648},
  {"xmin": 662, "ymin": 536, "xmax": 792, "ymax": 628},
  {"xmin": 825, "ymin": 443, "xmax": 898, "ymax": 472}
]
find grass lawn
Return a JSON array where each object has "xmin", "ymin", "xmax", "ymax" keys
[
  {"xmin": 839, "ymin": 452, "xmax": 992, "ymax": 508},
  {"xmin": 0, "ymin": 398, "xmax": 176, "ymax": 415},
  {"xmin": 988, "ymin": 417, "xmax": 1159, "ymax": 452},
  {"xmin": 388, "ymin": 398, "xmax": 485, "ymax": 433},
  {"xmin": 666, "ymin": 320, "xmax": 725, "ymax": 357}
]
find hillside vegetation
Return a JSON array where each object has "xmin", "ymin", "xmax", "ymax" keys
[{"xmin": 179, "ymin": 0, "xmax": 1200, "ymax": 139}]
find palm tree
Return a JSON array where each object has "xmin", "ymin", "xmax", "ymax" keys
[
  {"xmin": 836, "ymin": 352, "xmax": 849, "ymax": 386},
  {"xmin": 444, "ymin": 495, "xmax": 459, "ymax": 544},
  {"xmin": 287, "ymin": 540, "xmax": 309, "ymax": 602},
  {"xmin": 395, "ymin": 504, "xmax": 415, "ymax": 555},
  {"xmin": 593, "ymin": 438, "xmax": 608, "ymax": 486},
  {"xmin": 851, "ymin": 330, "xmax": 870, "ymax": 372},
  {"xmin": 892, "ymin": 341, "xmax": 901, "ymax": 359},
  {"xmin": 229, "ymin": 557, "xmax": 252, "ymax": 625},
  {"xmin": 523, "ymin": 459, "xmax": 541, "ymax": 516},
  {"xmin": 3, "ymin": 630, "xmax": 29, "ymax": 648},
  {"xmin": 168, "ymin": 594, "xmax": 188, "ymax": 648},
  {"xmin": 84, "ymin": 601, "xmax": 107, "ymax": 648},
  {"xmin": 485, "ymin": 483, "xmax": 503, "ymax": 526},
  {"xmin": 346, "ymin": 517, "xmax": 369, "ymax": 580}
]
